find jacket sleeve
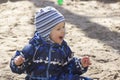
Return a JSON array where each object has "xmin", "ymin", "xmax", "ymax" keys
[
  {"xmin": 63, "ymin": 45, "xmax": 88, "ymax": 75},
  {"xmin": 10, "ymin": 44, "xmax": 35, "ymax": 74},
  {"xmin": 65, "ymin": 57, "xmax": 88, "ymax": 75}
]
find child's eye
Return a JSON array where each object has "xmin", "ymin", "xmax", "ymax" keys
[
  {"xmin": 57, "ymin": 28, "xmax": 60, "ymax": 30},
  {"xmin": 63, "ymin": 26, "xmax": 65, "ymax": 28},
  {"xmin": 56, "ymin": 26, "xmax": 65, "ymax": 31}
]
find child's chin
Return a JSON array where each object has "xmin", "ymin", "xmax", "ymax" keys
[
  {"xmin": 59, "ymin": 40, "xmax": 63, "ymax": 45},
  {"xmin": 56, "ymin": 41, "xmax": 62, "ymax": 45}
]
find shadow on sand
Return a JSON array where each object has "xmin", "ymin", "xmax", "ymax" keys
[
  {"xmin": 80, "ymin": 0, "xmax": 119, "ymax": 4},
  {"xmin": 29, "ymin": 0, "xmax": 120, "ymax": 52},
  {"xmin": 1, "ymin": 0, "xmax": 120, "ymax": 53},
  {"xmin": 0, "ymin": 0, "xmax": 26, "ymax": 4}
]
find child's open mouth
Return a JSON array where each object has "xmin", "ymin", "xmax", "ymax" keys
[{"xmin": 59, "ymin": 36, "xmax": 64, "ymax": 40}]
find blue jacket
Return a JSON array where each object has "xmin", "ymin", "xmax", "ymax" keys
[{"xmin": 10, "ymin": 32, "xmax": 88, "ymax": 80}]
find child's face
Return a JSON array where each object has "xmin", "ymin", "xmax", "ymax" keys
[{"xmin": 50, "ymin": 22, "xmax": 65, "ymax": 45}]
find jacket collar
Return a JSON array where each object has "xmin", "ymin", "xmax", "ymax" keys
[{"xmin": 30, "ymin": 32, "xmax": 67, "ymax": 48}]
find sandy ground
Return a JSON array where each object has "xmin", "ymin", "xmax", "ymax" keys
[{"xmin": 0, "ymin": 0, "xmax": 120, "ymax": 80}]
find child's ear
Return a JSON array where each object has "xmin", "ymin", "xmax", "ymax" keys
[{"xmin": 49, "ymin": 34, "xmax": 52, "ymax": 40}]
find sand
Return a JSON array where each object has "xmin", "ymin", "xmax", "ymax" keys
[{"xmin": 0, "ymin": 0, "xmax": 120, "ymax": 80}]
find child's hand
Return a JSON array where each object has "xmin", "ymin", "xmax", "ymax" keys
[
  {"xmin": 81, "ymin": 56, "xmax": 91, "ymax": 68},
  {"xmin": 14, "ymin": 55, "xmax": 25, "ymax": 66}
]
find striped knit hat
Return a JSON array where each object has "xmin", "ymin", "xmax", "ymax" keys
[{"xmin": 35, "ymin": 6, "xmax": 65, "ymax": 38}]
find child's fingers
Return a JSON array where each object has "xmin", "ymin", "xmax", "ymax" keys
[
  {"xmin": 84, "ymin": 59, "xmax": 89, "ymax": 66},
  {"xmin": 84, "ymin": 58, "xmax": 91, "ymax": 65},
  {"xmin": 81, "ymin": 57, "xmax": 91, "ymax": 67},
  {"xmin": 14, "ymin": 55, "xmax": 25, "ymax": 65},
  {"xmin": 16, "ymin": 56, "xmax": 25, "ymax": 62},
  {"xmin": 81, "ymin": 58, "xmax": 87, "ymax": 67},
  {"xmin": 19, "ymin": 55, "xmax": 25, "ymax": 61}
]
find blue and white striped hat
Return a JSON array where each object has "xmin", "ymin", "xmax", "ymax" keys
[{"xmin": 35, "ymin": 6, "xmax": 65, "ymax": 38}]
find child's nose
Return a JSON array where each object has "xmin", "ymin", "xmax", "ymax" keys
[{"xmin": 61, "ymin": 28, "xmax": 65, "ymax": 33}]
